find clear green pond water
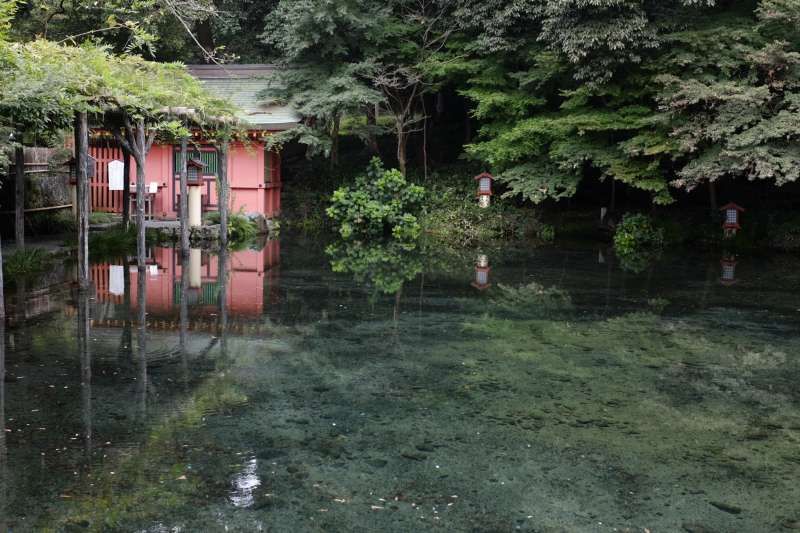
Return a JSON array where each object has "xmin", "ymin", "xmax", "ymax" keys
[{"xmin": 1, "ymin": 236, "xmax": 800, "ymax": 532}]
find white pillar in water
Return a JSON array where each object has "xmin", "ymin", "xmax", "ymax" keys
[
  {"xmin": 190, "ymin": 248, "xmax": 202, "ymax": 289},
  {"xmin": 188, "ymin": 185, "xmax": 202, "ymax": 228}
]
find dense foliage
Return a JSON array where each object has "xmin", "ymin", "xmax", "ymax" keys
[
  {"xmin": 4, "ymin": 0, "xmax": 800, "ymax": 212},
  {"xmin": 327, "ymin": 158, "xmax": 425, "ymax": 242},
  {"xmin": 613, "ymin": 213, "xmax": 665, "ymax": 273}
]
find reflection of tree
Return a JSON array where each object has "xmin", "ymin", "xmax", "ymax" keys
[
  {"xmin": 76, "ymin": 288, "xmax": 92, "ymax": 462},
  {"xmin": 490, "ymin": 282, "xmax": 573, "ymax": 319},
  {"xmin": 179, "ymin": 252, "xmax": 190, "ymax": 389},
  {"xmin": 218, "ymin": 245, "xmax": 229, "ymax": 360},
  {"xmin": 136, "ymin": 264, "xmax": 148, "ymax": 419},
  {"xmin": 326, "ymin": 239, "xmax": 423, "ymax": 296},
  {"xmin": 0, "ymin": 244, "xmax": 6, "ymax": 533}
]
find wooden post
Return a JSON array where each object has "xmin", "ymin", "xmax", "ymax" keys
[
  {"xmin": 122, "ymin": 149, "xmax": 131, "ymax": 229},
  {"xmin": 219, "ymin": 139, "xmax": 229, "ymax": 247},
  {"xmin": 179, "ymin": 135, "xmax": 189, "ymax": 254},
  {"xmin": 75, "ymin": 112, "xmax": 90, "ymax": 289},
  {"xmin": 14, "ymin": 144, "xmax": 24, "ymax": 249}
]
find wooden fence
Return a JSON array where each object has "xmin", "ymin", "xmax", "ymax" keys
[{"xmin": 89, "ymin": 145, "xmax": 125, "ymax": 213}]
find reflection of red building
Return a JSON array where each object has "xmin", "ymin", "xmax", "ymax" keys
[{"xmin": 90, "ymin": 241, "xmax": 280, "ymax": 319}]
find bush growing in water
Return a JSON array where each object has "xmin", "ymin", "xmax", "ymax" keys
[
  {"xmin": 613, "ymin": 213, "xmax": 665, "ymax": 273},
  {"xmin": 326, "ymin": 158, "xmax": 425, "ymax": 242}
]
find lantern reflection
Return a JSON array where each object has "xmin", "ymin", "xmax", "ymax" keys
[
  {"xmin": 720, "ymin": 255, "xmax": 738, "ymax": 286},
  {"xmin": 472, "ymin": 253, "xmax": 491, "ymax": 291}
]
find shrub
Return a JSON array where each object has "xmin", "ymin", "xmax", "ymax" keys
[
  {"xmin": 204, "ymin": 211, "xmax": 261, "ymax": 245},
  {"xmin": 326, "ymin": 158, "xmax": 425, "ymax": 242},
  {"xmin": 3, "ymin": 247, "xmax": 51, "ymax": 280},
  {"xmin": 613, "ymin": 213, "xmax": 665, "ymax": 273}
]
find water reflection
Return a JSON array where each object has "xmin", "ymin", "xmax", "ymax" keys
[
  {"xmin": 326, "ymin": 239, "xmax": 422, "ymax": 297},
  {"xmin": 2, "ymin": 239, "xmax": 800, "ymax": 531},
  {"xmin": 89, "ymin": 241, "xmax": 280, "ymax": 323},
  {"xmin": 720, "ymin": 254, "xmax": 738, "ymax": 286},
  {"xmin": 0, "ymin": 273, "xmax": 6, "ymax": 532},
  {"xmin": 472, "ymin": 252, "xmax": 492, "ymax": 291}
]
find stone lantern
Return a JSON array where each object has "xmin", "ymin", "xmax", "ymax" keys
[
  {"xmin": 720, "ymin": 202, "xmax": 745, "ymax": 238},
  {"xmin": 475, "ymin": 172, "xmax": 494, "ymax": 208}
]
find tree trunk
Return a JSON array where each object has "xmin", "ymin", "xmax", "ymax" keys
[
  {"xmin": 610, "ymin": 178, "xmax": 617, "ymax": 212},
  {"xmin": 0, "ymin": 237, "xmax": 4, "ymax": 319},
  {"xmin": 219, "ymin": 140, "xmax": 229, "ymax": 247},
  {"xmin": 330, "ymin": 115, "xmax": 340, "ymax": 169},
  {"xmin": 77, "ymin": 287, "xmax": 92, "ymax": 460},
  {"xmin": 366, "ymin": 106, "xmax": 379, "ymax": 155},
  {"xmin": 134, "ymin": 119, "xmax": 147, "ymax": 268},
  {"xmin": 122, "ymin": 149, "xmax": 131, "ymax": 230},
  {"xmin": 218, "ymin": 244, "xmax": 228, "ymax": 359},
  {"xmin": 179, "ymin": 251, "xmax": 190, "ymax": 388},
  {"xmin": 120, "ymin": 256, "xmax": 132, "ymax": 361},
  {"xmin": 708, "ymin": 180, "xmax": 718, "ymax": 217},
  {"xmin": 14, "ymin": 144, "xmax": 24, "ymax": 249},
  {"xmin": 397, "ymin": 126, "xmax": 408, "ymax": 176},
  {"xmin": 179, "ymin": 135, "xmax": 189, "ymax": 255},
  {"xmin": 136, "ymin": 263, "xmax": 147, "ymax": 419},
  {"xmin": 75, "ymin": 112, "xmax": 90, "ymax": 289},
  {"xmin": 0, "ymin": 244, "xmax": 5, "ymax": 533}
]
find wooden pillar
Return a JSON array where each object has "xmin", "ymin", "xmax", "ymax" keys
[
  {"xmin": 219, "ymin": 140, "xmax": 229, "ymax": 247},
  {"xmin": 122, "ymin": 149, "xmax": 131, "ymax": 229},
  {"xmin": 14, "ymin": 144, "xmax": 24, "ymax": 249},
  {"xmin": 75, "ymin": 112, "xmax": 90, "ymax": 289},
  {"xmin": 179, "ymin": 135, "xmax": 189, "ymax": 254}
]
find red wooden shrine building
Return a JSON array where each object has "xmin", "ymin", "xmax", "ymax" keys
[{"xmin": 85, "ymin": 65, "xmax": 299, "ymax": 220}]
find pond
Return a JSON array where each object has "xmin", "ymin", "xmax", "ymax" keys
[{"xmin": 1, "ymin": 236, "xmax": 799, "ymax": 532}]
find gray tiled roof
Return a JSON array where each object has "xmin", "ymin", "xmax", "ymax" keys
[{"xmin": 187, "ymin": 65, "xmax": 300, "ymax": 130}]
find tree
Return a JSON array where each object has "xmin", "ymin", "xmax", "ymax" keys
[
  {"xmin": 9, "ymin": 0, "xmax": 220, "ymax": 61},
  {"xmin": 263, "ymin": 0, "xmax": 454, "ymax": 174},
  {"xmin": 452, "ymin": 0, "xmax": 731, "ymax": 205},
  {"xmin": 661, "ymin": 1, "xmax": 800, "ymax": 191}
]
